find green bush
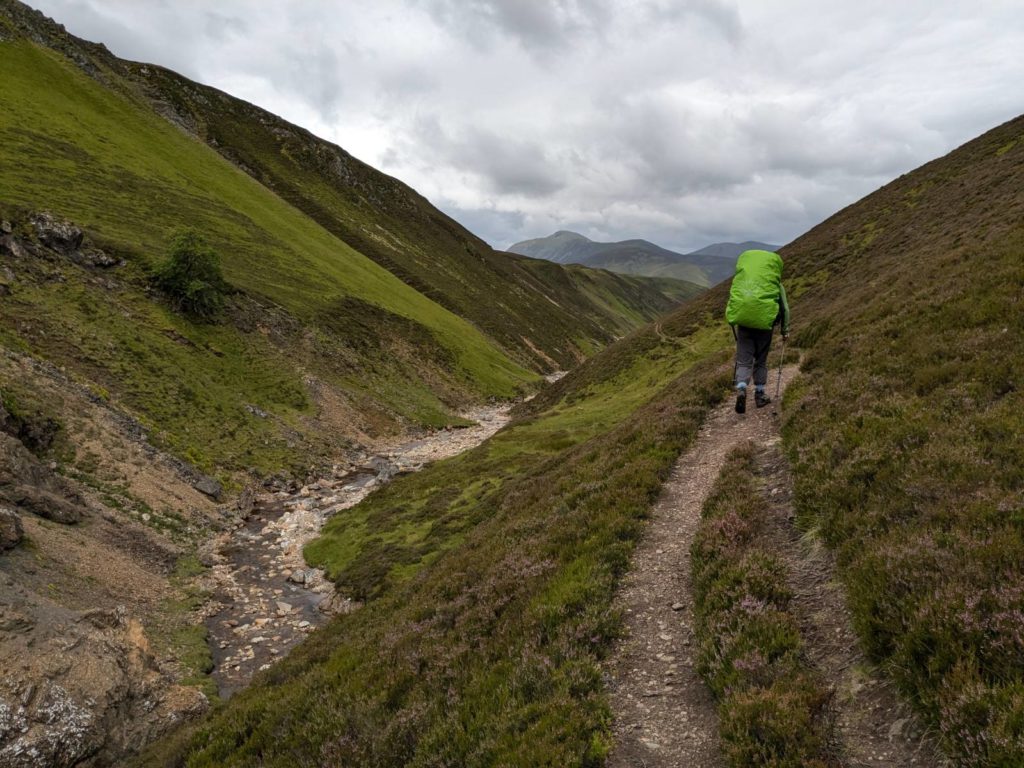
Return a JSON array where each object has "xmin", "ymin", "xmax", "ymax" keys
[{"xmin": 153, "ymin": 229, "xmax": 229, "ymax": 320}]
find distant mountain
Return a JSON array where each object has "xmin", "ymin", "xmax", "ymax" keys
[
  {"xmin": 507, "ymin": 231, "xmax": 779, "ymax": 287},
  {"xmin": 689, "ymin": 240, "xmax": 782, "ymax": 261}
]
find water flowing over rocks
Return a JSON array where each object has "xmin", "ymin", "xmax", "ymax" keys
[{"xmin": 203, "ymin": 405, "xmax": 515, "ymax": 697}]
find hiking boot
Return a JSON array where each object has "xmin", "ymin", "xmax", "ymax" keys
[
  {"xmin": 755, "ymin": 390, "xmax": 771, "ymax": 409},
  {"xmin": 735, "ymin": 388, "xmax": 747, "ymax": 414}
]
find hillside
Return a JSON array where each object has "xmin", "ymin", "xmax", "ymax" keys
[
  {"xmin": 0, "ymin": 0, "xmax": 684, "ymax": 378},
  {"xmin": 0, "ymin": 3, "xmax": 701, "ymax": 764},
  {"xmin": 0, "ymin": 0, "xmax": 691, "ymax": 474},
  {"xmin": 689, "ymin": 240, "xmax": 783, "ymax": 260},
  {"xmin": 508, "ymin": 230, "xmax": 773, "ymax": 286},
  {"xmin": 144, "ymin": 112, "xmax": 1023, "ymax": 767}
]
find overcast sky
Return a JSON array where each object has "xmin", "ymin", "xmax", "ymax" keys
[{"xmin": 27, "ymin": 0, "xmax": 1024, "ymax": 253}]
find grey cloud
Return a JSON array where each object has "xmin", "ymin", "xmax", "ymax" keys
[
  {"xmin": 419, "ymin": 0, "xmax": 613, "ymax": 54},
  {"xmin": 24, "ymin": 0, "xmax": 1024, "ymax": 256},
  {"xmin": 412, "ymin": 116, "xmax": 566, "ymax": 196},
  {"xmin": 643, "ymin": 0, "xmax": 743, "ymax": 44},
  {"xmin": 203, "ymin": 11, "xmax": 247, "ymax": 42},
  {"xmin": 443, "ymin": 205, "xmax": 527, "ymax": 248}
]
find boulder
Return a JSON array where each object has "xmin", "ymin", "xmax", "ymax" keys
[
  {"xmin": 193, "ymin": 475, "xmax": 222, "ymax": 500},
  {"xmin": 0, "ymin": 507, "xmax": 23, "ymax": 551},
  {"xmin": 30, "ymin": 212, "xmax": 83, "ymax": 254},
  {"xmin": 74, "ymin": 247, "xmax": 120, "ymax": 268},
  {"xmin": 0, "ymin": 433, "xmax": 85, "ymax": 524},
  {"xmin": 11, "ymin": 485, "xmax": 83, "ymax": 524}
]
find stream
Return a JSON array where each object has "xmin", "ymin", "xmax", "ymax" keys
[{"xmin": 201, "ymin": 404, "xmax": 516, "ymax": 698}]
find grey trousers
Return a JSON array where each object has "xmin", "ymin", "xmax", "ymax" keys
[{"xmin": 734, "ymin": 326, "xmax": 774, "ymax": 387}]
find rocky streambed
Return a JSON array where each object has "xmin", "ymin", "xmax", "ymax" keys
[{"xmin": 201, "ymin": 405, "xmax": 515, "ymax": 697}]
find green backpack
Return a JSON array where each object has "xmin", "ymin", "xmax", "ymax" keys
[{"xmin": 725, "ymin": 249, "xmax": 788, "ymax": 331}]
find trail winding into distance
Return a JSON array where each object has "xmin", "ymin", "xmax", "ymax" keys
[{"xmin": 605, "ymin": 365, "xmax": 943, "ymax": 766}]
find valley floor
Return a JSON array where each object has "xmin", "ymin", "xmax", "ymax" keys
[{"xmin": 202, "ymin": 404, "xmax": 516, "ymax": 697}]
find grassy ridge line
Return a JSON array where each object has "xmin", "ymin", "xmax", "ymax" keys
[
  {"xmin": 142, "ymin": 300, "xmax": 735, "ymax": 766},
  {"xmin": 0, "ymin": 36, "xmax": 540, "ymax": 477},
  {"xmin": 0, "ymin": 40, "xmax": 533, "ymax": 395},
  {"xmin": 691, "ymin": 444, "xmax": 833, "ymax": 767},
  {"xmin": 778, "ymin": 114, "xmax": 1024, "ymax": 764},
  {"xmin": 120, "ymin": 57, "xmax": 689, "ymax": 371}
]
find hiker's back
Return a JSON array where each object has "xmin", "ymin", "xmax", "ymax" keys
[{"xmin": 725, "ymin": 249, "xmax": 784, "ymax": 331}]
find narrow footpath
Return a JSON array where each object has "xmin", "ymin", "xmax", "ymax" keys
[
  {"xmin": 756, "ymin": 446, "xmax": 947, "ymax": 767},
  {"xmin": 605, "ymin": 368, "xmax": 798, "ymax": 767},
  {"xmin": 605, "ymin": 364, "xmax": 942, "ymax": 767}
]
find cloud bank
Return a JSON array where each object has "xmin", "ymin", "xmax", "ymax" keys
[{"xmin": 29, "ymin": 0, "xmax": 1024, "ymax": 252}]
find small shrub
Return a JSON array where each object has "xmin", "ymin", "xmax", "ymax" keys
[
  {"xmin": 153, "ymin": 229, "xmax": 229, "ymax": 320},
  {"xmin": 720, "ymin": 674, "xmax": 831, "ymax": 768}
]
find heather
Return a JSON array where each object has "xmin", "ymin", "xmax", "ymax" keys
[
  {"xmin": 691, "ymin": 444, "xmax": 833, "ymax": 767},
  {"xmin": 780, "ymin": 114, "xmax": 1024, "ymax": 764}
]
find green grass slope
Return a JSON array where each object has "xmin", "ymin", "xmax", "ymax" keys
[
  {"xmin": 146, "ymin": 112, "xmax": 1024, "ymax": 765},
  {"xmin": 53, "ymin": 26, "xmax": 685, "ymax": 371},
  {"xmin": 0, "ymin": 16, "xmax": 545, "ymax": 475}
]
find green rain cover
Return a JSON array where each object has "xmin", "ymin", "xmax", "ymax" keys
[{"xmin": 725, "ymin": 249, "xmax": 783, "ymax": 330}]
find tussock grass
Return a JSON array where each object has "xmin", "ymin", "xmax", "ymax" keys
[{"xmin": 691, "ymin": 445, "xmax": 833, "ymax": 767}]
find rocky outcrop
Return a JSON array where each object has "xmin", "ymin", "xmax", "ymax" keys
[
  {"xmin": 193, "ymin": 475, "xmax": 223, "ymax": 501},
  {"xmin": 0, "ymin": 596, "xmax": 208, "ymax": 767},
  {"xmin": 0, "ymin": 433, "xmax": 84, "ymax": 525},
  {"xmin": 0, "ymin": 212, "xmax": 120, "ymax": 271},
  {"xmin": 29, "ymin": 212, "xmax": 82, "ymax": 254},
  {"xmin": 0, "ymin": 507, "xmax": 22, "ymax": 551}
]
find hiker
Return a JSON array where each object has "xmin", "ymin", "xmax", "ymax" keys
[{"xmin": 725, "ymin": 249, "xmax": 790, "ymax": 414}]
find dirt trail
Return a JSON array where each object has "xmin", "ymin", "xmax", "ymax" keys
[
  {"xmin": 606, "ymin": 364, "xmax": 944, "ymax": 767},
  {"xmin": 756, "ymin": 447, "xmax": 948, "ymax": 767},
  {"xmin": 202, "ymin": 405, "xmax": 514, "ymax": 698},
  {"xmin": 606, "ymin": 367, "xmax": 798, "ymax": 767}
]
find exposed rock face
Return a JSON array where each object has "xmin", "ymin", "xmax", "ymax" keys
[
  {"xmin": 30, "ymin": 212, "xmax": 83, "ymax": 255},
  {"xmin": 0, "ymin": 400, "xmax": 61, "ymax": 455},
  {"xmin": 0, "ymin": 433, "xmax": 84, "ymax": 525},
  {"xmin": 0, "ymin": 212, "xmax": 119, "ymax": 270},
  {"xmin": 0, "ymin": 598, "xmax": 208, "ymax": 767},
  {"xmin": 0, "ymin": 507, "xmax": 22, "ymax": 551}
]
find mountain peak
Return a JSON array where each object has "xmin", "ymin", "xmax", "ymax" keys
[{"xmin": 507, "ymin": 232, "xmax": 773, "ymax": 286}]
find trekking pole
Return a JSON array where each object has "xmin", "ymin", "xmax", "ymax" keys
[{"xmin": 772, "ymin": 336, "xmax": 786, "ymax": 416}]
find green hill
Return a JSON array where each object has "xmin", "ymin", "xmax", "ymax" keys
[
  {"xmin": 0, "ymin": 0, "xmax": 685, "ymax": 479},
  {"xmin": 508, "ymin": 230, "xmax": 759, "ymax": 286},
  {"xmin": 145, "ymin": 110, "xmax": 1024, "ymax": 766}
]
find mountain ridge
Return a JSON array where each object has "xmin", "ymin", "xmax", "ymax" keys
[{"xmin": 507, "ymin": 230, "xmax": 779, "ymax": 286}]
